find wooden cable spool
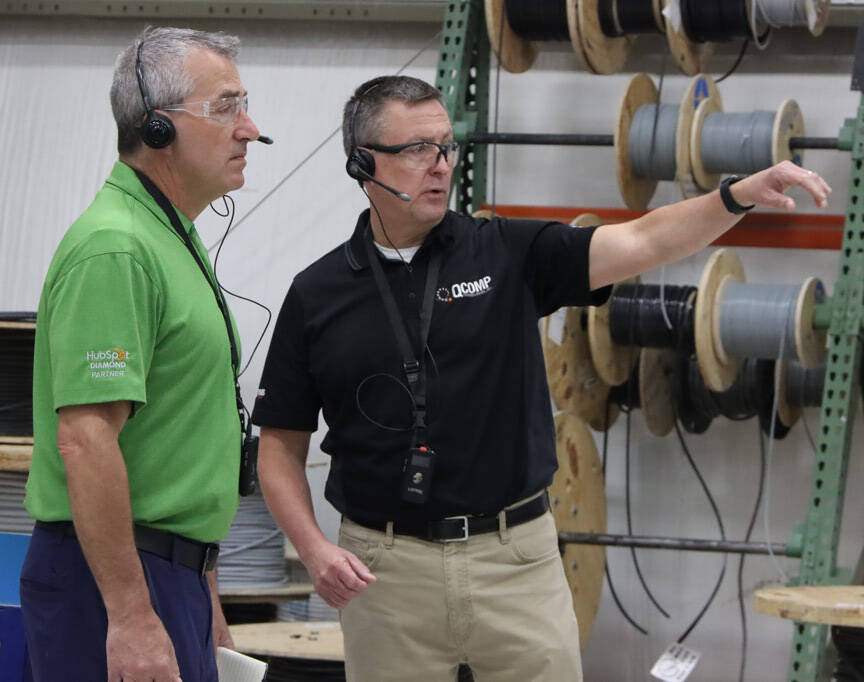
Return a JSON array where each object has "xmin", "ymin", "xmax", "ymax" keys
[
  {"xmin": 616, "ymin": 73, "xmax": 719, "ymax": 210},
  {"xmin": 695, "ymin": 248, "xmax": 746, "ymax": 392},
  {"xmin": 550, "ymin": 411, "xmax": 607, "ymax": 649},
  {"xmin": 664, "ymin": 0, "xmax": 713, "ymax": 76},
  {"xmin": 541, "ymin": 214, "xmax": 621, "ymax": 431},
  {"xmin": 485, "ymin": 0, "xmax": 589, "ymax": 74},
  {"xmin": 755, "ymin": 586, "xmax": 864, "ymax": 628},
  {"xmin": 588, "ymin": 277, "xmax": 641, "ymax": 387},
  {"xmin": 638, "ymin": 348, "xmax": 678, "ymax": 437}
]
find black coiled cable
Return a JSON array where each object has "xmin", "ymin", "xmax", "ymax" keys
[
  {"xmin": 832, "ymin": 625, "xmax": 864, "ymax": 682},
  {"xmin": 504, "ymin": 0, "xmax": 571, "ymax": 42},
  {"xmin": 676, "ymin": 356, "xmax": 790, "ymax": 439},
  {"xmin": 599, "ymin": 0, "xmax": 663, "ymax": 38},
  {"xmin": 609, "ymin": 284, "xmax": 697, "ymax": 354},
  {"xmin": 681, "ymin": 0, "xmax": 752, "ymax": 43},
  {"xmin": 785, "ymin": 361, "xmax": 825, "ymax": 409},
  {"xmin": 0, "ymin": 316, "xmax": 36, "ymax": 437}
]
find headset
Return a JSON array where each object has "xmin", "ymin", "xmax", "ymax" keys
[
  {"xmin": 345, "ymin": 84, "xmax": 410, "ymax": 201},
  {"xmin": 134, "ymin": 41, "xmax": 176, "ymax": 149}
]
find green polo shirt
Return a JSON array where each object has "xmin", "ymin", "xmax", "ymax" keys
[{"xmin": 25, "ymin": 161, "xmax": 240, "ymax": 543}]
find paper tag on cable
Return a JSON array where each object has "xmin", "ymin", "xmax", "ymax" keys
[
  {"xmin": 650, "ymin": 643, "xmax": 701, "ymax": 682},
  {"xmin": 547, "ymin": 309, "xmax": 567, "ymax": 346},
  {"xmin": 662, "ymin": 0, "xmax": 682, "ymax": 32}
]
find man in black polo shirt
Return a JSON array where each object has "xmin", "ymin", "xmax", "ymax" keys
[{"xmin": 252, "ymin": 76, "xmax": 829, "ymax": 681}]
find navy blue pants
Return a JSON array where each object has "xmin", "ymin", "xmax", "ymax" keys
[{"xmin": 19, "ymin": 524, "xmax": 218, "ymax": 682}]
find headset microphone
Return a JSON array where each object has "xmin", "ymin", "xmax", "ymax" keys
[
  {"xmin": 350, "ymin": 163, "xmax": 411, "ymax": 202},
  {"xmin": 256, "ymin": 135, "xmax": 273, "ymax": 144}
]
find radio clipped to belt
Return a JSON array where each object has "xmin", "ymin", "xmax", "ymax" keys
[
  {"xmin": 135, "ymin": 170, "xmax": 257, "ymax": 496},
  {"xmin": 364, "ymin": 228, "xmax": 441, "ymax": 505}
]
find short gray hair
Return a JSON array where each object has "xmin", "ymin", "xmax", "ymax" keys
[
  {"xmin": 342, "ymin": 76, "xmax": 443, "ymax": 156},
  {"xmin": 111, "ymin": 26, "xmax": 240, "ymax": 154}
]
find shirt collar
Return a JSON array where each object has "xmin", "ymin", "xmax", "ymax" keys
[
  {"xmin": 344, "ymin": 209, "xmax": 457, "ymax": 272},
  {"xmin": 104, "ymin": 160, "xmax": 195, "ymax": 236}
]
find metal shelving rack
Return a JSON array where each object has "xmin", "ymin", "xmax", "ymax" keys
[{"xmin": 434, "ymin": 3, "xmax": 864, "ymax": 681}]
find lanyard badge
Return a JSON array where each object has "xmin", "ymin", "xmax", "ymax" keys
[
  {"xmin": 135, "ymin": 170, "xmax": 256, "ymax": 496},
  {"xmin": 364, "ymin": 228, "xmax": 442, "ymax": 505}
]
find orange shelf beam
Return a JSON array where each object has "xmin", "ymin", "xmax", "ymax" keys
[{"xmin": 480, "ymin": 205, "xmax": 845, "ymax": 250}]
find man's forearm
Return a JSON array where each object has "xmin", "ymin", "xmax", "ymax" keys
[
  {"xmin": 589, "ymin": 162, "xmax": 830, "ymax": 289},
  {"xmin": 65, "ymin": 439, "xmax": 152, "ymax": 618},
  {"xmin": 58, "ymin": 403, "xmax": 152, "ymax": 619},
  {"xmin": 258, "ymin": 431, "xmax": 327, "ymax": 562}
]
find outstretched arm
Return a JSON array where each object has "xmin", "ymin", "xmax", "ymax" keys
[{"xmin": 589, "ymin": 161, "xmax": 832, "ymax": 290}]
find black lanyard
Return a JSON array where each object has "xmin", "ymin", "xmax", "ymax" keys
[
  {"xmin": 364, "ymin": 228, "xmax": 441, "ymax": 447},
  {"xmin": 134, "ymin": 170, "xmax": 244, "ymax": 432}
]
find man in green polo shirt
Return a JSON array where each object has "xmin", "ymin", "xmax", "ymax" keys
[{"xmin": 21, "ymin": 26, "xmax": 263, "ymax": 682}]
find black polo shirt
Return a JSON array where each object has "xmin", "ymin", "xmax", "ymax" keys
[{"xmin": 252, "ymin": 209, "xmax": 611, "ymax": 524}]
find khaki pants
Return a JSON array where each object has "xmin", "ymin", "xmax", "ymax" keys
[{"xmin": 338, "ymin": 509, "xmax": 582, "ymax": 682}]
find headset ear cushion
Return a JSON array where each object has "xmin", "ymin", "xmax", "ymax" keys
[
  {"xmin": 346, "ymin": 148, "xmax": 375, "ymax": 182},
  {"xmin": 140, "ymin": 111, "xmax": 176, "ymax": 149}
]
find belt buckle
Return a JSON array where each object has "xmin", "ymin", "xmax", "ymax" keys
[
  {"xmin": 201, "ymin": 544, "xmax": 218, "ymax": 575},
  {"xmin": 442, "ymin": 515, "xmax": 469, "ymax": 543}
]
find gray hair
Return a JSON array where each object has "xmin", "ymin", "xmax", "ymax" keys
[
  {"xmin": 111, "ymin": 26, "xmax": 240, "ymax": 154},
  {"xmin": 342, "ymin": 75, "xmax": 443, "ymax": 156}
]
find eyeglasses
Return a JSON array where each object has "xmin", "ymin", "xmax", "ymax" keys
[
  {"xmin": 161, "ymin": 95, "xmax": 249, "ymax": 126},
  {"xmin": 365, "ymin": 140, "xmax": 460, "ymax": 171}
]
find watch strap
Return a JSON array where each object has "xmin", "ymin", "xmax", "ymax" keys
[{"xmin": 719, "ymin": 175, "xmax": 756, "ymax": 215}]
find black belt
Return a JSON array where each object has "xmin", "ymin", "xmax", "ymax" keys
[
  {"xmin": 35, "ymin": 520, "xmax": 219, "ymax": 575},
  {"xmin": 351, "ymin": 492, "xmax": 550, "ymax": 542}
]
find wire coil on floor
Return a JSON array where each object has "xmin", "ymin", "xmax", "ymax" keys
[
  {"xmin": 219, "ymin": 486, "xmax": 287, "ymax": 590},
  {"xmin": 0, "ymin": 471, "xmax": 33, "ymax": 534}
]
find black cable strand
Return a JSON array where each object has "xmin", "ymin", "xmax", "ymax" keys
[
  {"xmin": 504, "ymin": 0, "xmax": 570, "ymax": 42},
  {"xmin": 681, "ymin": 0, "xmax": 753, "ymax": 43},
  {"xmin": 210, "ymin": 194, "xmax": 273, "ymax": 378},
  {"xmin": 610, "ymin": 365, "xmax": 640, "ymax": 411},
  {"xmin": 716, "ymin": 38, "xmax": 750, "ymax": 84},
  {"xmin": 673, "ymin": 420, "xmax": 728, "ymax": 643},
  {"xmin": 737, "ymin": 422, "xmax": 767, "ymax": 682},
  {"xmin": 601, "ymin": 395, "xmax": 650, "ymax": 635},
  {"xmin": 625, "ymin": 363, "xmax": 671, "ymax": 619}
]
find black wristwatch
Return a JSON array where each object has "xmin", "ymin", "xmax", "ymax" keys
[{"xmin": 719, "ymin": 175, "xmax": 755, "ymax": 215}]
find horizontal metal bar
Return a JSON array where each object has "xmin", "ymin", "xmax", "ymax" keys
[
  {"xmin": 466, "ymin": 133, "xmax": 837, "ymax": 151},
  {"xmin": 466, "ymin": 132, "xmax": 615, "ymax": 146},
  {"xmin": 559, "ymin": 531, "xmax": 796, "ymax": 556},
  {"xmin": 790, "ymin": 137, "xmax": 841, "ymax": 150},
  {"xmin": 0, "ymin": 0, "xmax": 447, "ymax": 21}
]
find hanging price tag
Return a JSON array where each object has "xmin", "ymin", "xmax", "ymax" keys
[
  {"xmin": 650, "ymin": 643, "xmax": 701, "ymax": 682},
  {"xmin": 547, "ymin": 308, "xmax": 567, "ymax": 346}
]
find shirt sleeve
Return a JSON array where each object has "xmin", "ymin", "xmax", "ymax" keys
[
  {"xmin": 251, "ymin": 283, "xmax": 321, "ymax": 431},
  {"xmin": 522, "ymin": 221, "xmax": 613, "ymax": 316},
  {"xmin": 47, "ymin": 252, "xmax": 160, "ymax": 411}
]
